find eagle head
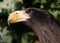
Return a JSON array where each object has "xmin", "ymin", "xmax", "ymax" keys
[{"xmin": 8, "ymin": 10, "xmax": 30, "ymax": 24}]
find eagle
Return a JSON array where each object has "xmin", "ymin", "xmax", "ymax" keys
[{"xmin": 8, "ymin": 8, "xmax": 60, "ymax": 43}]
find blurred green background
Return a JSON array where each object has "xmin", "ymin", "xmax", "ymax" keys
[{"xmin": 0, "ymin": 0, "xmax": 60, "ymax": 43}]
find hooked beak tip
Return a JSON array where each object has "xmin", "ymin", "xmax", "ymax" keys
[{"xmin": 7, "ymin": 18, "xmax": 10, "ymax": 26}]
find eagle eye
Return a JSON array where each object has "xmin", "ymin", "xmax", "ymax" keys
[{"xmin": 16, "ymin": 12, "xmax": 18, "ymax": 14}]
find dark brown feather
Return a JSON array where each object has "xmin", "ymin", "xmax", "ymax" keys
[{"xmin": 23, "ymin": 8, "xmax": 60, "ymax": 43}]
